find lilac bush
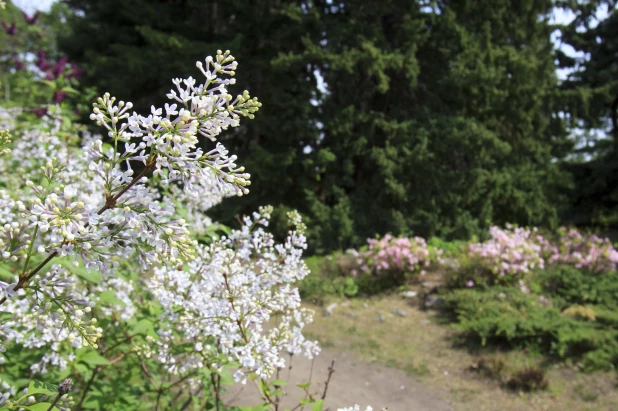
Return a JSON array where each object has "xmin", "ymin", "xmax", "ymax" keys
[{"xmin": 0, "ymin": 45, "xmax": 374, "ymax": 410}]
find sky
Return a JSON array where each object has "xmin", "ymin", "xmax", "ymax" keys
[{"xmin": 12, "ymin": 0, "xmax": 55, "ymax": 13}]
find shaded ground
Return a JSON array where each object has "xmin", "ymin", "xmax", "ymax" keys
[{"xmin": 222, "ymin": 346, "xmax": 454, "ymax": 411}]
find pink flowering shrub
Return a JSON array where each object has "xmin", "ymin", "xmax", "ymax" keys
[
  {"xmin": 350, "ymin": 234, "xmax": 431, "ymax": 292},
  {"xmin": 466, "ymin": 225, "xmax": 545, "ymax": 285},
  {"xmin": 448, "ymin": 225, "xmax": 618, "ymax": 287},
  {"xmin": 359, "ymin": 234, "xmax": 430, "ymax": 274},
  {"xmin": 544, "ymin": 227, "xmax": 618, "ymax": 273}
]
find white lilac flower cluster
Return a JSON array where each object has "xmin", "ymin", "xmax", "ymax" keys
[
  {"xmin": 0, "ymin": 51, "xmax": 351, "ymax": 409},
  {"xmin": 145, "ymin": 206, "xmax": 319, "ymax": 382}
]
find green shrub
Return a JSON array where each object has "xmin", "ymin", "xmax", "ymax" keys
[
  {"xmin": 441, "ymin": 253, "xmax": 499, "ymax": 289},
  {"xmin": 427, "ymin": 236, "xmax": 468, "ymax": 259},
  {"xmin": 442, "ymin": 287, "xmax": 618, "ymax": 371},
  {"xmin": 300, "ymin": 251, "xmax": 413, "ymax": 299},
  {"xmin": 299, "ymin": 255, "xmax": 359, "ymax": 303},
  {"xmin": 534, "ymin": 264, "xmax": 618, "ymax": 310}
]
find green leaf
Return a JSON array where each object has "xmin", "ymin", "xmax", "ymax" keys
[
  {"xmin": 75, "ymin": 268, "xmax": 102, "ymax": 284},
  {"xmin": 238, "ymin": 405, "xmax": 269, "ymax": 411},
  {"xmin": 27, "ymin": 380, "xmax": 58, "ymax": 396},
  {"xmin": 25, "ymin": 403, "xmax": 56, "ymax": 411},
  {"xmin": 218, "ymin": 368, "xmax": 235, "ymax": 386},
  {"xmin": 297, "ymin": 381, "xmax": 312, "ymax": 390},
  {"xmin": 98, "ymin": 290, "xmax": 126, "ymax": 307},
  {"xmin": 312, "ymin": 399, "xmax": 325, "ymax": 411},
  {"xmin": 0, "ymin": 263, "xmax": 15, "ymax": 280},
  {"xmin": 130, "ymin": 319, "xmax": 154, "ymax": 336},
  {"xmin": 271, "ymin": 379, "xmax": 288, "ymax": 386},
  {"xmin": 80, "ymin": 351, "xmax": 111, "ymax": 366},
  {"xmin": 81, "ymin": 396, "xmax": 102, "ymax": 409},
  {"xmin": 0, "ymin": 311, "xmax": 14, "ymax": 323},
  {"xmin": 60, "ymin": 87, "xmax": 79, "ymax": 95},
  {"xmin": 39, "ymin": 80, "xmax": 57, "ymax": 89},
  {"xmin": 258, "ymin": 379, "xmax": 269, "ymax": 395}
]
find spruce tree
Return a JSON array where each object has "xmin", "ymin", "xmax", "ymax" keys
[
  {"xmin": 300, "ymin": 0, "xmax": 570, "ymax": 251},
  {"xmin": 61, "ymin": 0, "xmax": 575, "ymax": 253},
  {"xmin": 556, "ymin": 0, "xmax": 618, "ymax": 229}
]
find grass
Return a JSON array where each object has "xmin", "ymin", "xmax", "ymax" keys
[{"xmin": 303, "ymin": 294, "xmax": 618, "ymax": 410}]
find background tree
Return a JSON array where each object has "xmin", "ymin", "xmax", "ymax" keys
[
  {"xmin": 61, "ymin": 0, "xmax": 582, "ymax": 253},
  {"xmin": 297, "ymin": 0, "xmax": 571, "ymax": 252},
  {"xmin": 556, "ymin": 0, "xmax": 618, "ymax": 231}
]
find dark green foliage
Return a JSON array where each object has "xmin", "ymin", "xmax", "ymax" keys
[
  {"xmin": 441, "ymin": 254, "xmax": 499, "ymax": 289},
  {"xmin": 557, "ymin": 1, "xmax": 618, "ymax": 230},
  {"xmin": 299, "ymin": 252, "xmax": 418, "ymax": 301},
  {"xmin": 535, "ymin": 264, "xmax": 618, "ymax": 310},
  {"xmin": 60, "ymin": 0, "xmax": 577, "ymax": 254},
  {"xmin": 470, "ymin": 354, "xmax": 548, "ymax": 391},
  {"xmin": 442, "ymin": 286, "xmax": 618, "ymax": 371},
  {"xmin": 301, "ymin": 0, "xmax": 570, "ymax": 251},
  {"xmin": 443, "ymin": 287, "xmax": 572, "ymax": 348},
  {"xmin": 299, "ymin": 255, "xmax": 359, "ymax": 303}
]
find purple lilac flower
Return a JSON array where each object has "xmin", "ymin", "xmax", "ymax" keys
[
  {"xmin": 22, "ymin": 11, "xmax": 40, "ymax": 25},
  {"xmin": 1, "ymin": 22, "xmax": 16, "ymax": 36}
]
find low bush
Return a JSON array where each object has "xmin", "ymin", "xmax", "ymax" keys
[
  {"xmin": 464, "ymin": 225, "xmax": 545, "ymax": 286},
  {"xmin": 299, "ymin": 255, "xmax": 359, "ymax": 302},
  {"xmin": 442, "ymin": 287, "xmax": 618, "ymax": 371},
  {"xmin": 352, "ymin": 234, "xmax": 431, "ymax": 289},
  {"xmin": 505, "ymin": 366, "xmax": 549, "ymax": 392},
  {"xmin": 534, "ymin": 264, "xmax": 618, "ymax": 311},
  {"xmin": 544, "ymin": 227, "xmax": 618, "ymax": 272},
  {"xmin": 427, "ymin": 236, "xmax": 467, "ymax": 259}
]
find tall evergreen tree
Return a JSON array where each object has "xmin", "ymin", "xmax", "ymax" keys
[
  {"xmin": 556, "ymin": 0, "xmax": 618, "ymax": 229},
  {"xmin": 61, "ymin": 0, "xmax": 575, "ymax": 253},
  {"xmin": 296, "ymin": 0, "xmax": 570, "ymax": 251}
]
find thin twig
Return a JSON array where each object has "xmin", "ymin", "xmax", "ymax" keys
[
  {"xmin": 179, "ymin": 387, "xmax": 203, "ymax": 411},
  {"xmin": 76, "ymin": 368, "xmax": 100, "ymax": 409},
  {"xmin": 210, "ymin": 371, "xmax": 221, "ymax": 411},
  {"xmin": 300, "ymin": 357, "xmax": 316, "ymax": 411},
  {"xmin": 321, "ymin": 360, "xmax": 336, "ymax": 400},
  {"xmin": 109, "ymin": 353, "xmax": 125, "ymax": 364},
  {"xmin": 274, "ymin": 366, "xmax": 282, "ymax": 410},
  {"xmin": 140, "ymin": 361, "xmax": 155, "ymax": 385},
  {"xmin": 46, "ymin": 393, "xmax": 64, "ymax": 411},
  {"xmin": 154, "ymin": 384, "xmax": 164, "ymax": 411}
]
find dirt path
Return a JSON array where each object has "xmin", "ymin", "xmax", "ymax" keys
[{"xmin": 222, "ymin": 347, "xmax": 454, "ymax": 411}]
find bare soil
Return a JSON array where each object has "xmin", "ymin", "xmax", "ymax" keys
[
  {"xmin": 222, "ymin": 346, "xmax": 453, "ymax": 411},
  {"xmin": 224, "ymin": 294, "xmax": 618, "ymax": 411}
]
